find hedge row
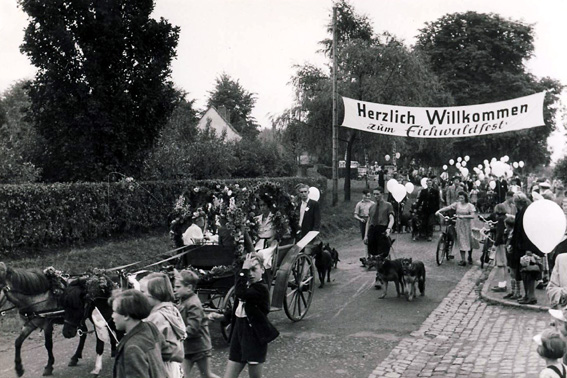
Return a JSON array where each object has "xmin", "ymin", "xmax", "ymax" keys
[{"xmin": 0, "ymin": 177, "xmax": 326, "ymax": 256}]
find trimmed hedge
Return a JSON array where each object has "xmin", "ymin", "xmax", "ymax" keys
[{"xmin": 0, "ymin": 177, "xmax": 326, "ymax": 256}]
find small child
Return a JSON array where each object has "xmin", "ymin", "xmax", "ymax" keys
[
  {"xmin": 534, "ymin": 328, "xmax": 566, "ymax": 378},
  {"xmin": 174, "ymin": 270, "xmax": 220, "ymax": 378},
  {"xmin": 490, "ymin": 204, "xmax": 509, "ymax": 293},
  {"xmin": 140, "ymin": 273, "xmax": 186, "ymax": 378},
  {"xmin": 520, "ymin": 250, "xmax": 542, "ymax": 304}
]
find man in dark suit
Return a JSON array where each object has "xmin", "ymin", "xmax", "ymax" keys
[
  {"xmin": 495, "ymin": 177, "xmax": 508, "ymax": 204},
  {"xmin": 416, "ymin": 177, "xmax": 440, "ymax": 241},
  {"xmin": 296, "ymin": 183, "xmax": 321, "ymax": 240}
]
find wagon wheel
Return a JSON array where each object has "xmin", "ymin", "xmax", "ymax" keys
[
  {"xmin": 220, "ymin": 286, "xmax": 235, "ymax": 342},
  {"xmin": 283, "ymin": 254, "xmax": 315, "ymax": 322}
]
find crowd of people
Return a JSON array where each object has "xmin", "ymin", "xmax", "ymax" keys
[{"xmin": 356, "ymin": 168, "xmax": 567, "ymax": 376}]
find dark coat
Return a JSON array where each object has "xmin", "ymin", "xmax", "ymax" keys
[
  {"xmin": 229, "ymin": 275, "xmax": 277, "ymax": 344},
  {"xmin": 113, "ymin": 321, "xmax": 167, "ymax": 378},
  {"xmin": 495, "ymin": 179, "xmax": 508, "ymax": 203},
  {"xmin": 510, "ymin": 206, "xmax": 542, "ymax": 274},
  {"xmin": 298, "ymin": 199, "xmax": 321, "ymax": 239},
  {"xmin": 416, "ymin": 187, "xmax": 440, "ymax": 215}
]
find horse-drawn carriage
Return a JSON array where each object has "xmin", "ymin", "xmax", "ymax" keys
[
  {"xmin": 0, "ymin": 180, "xmax": 320, "ymax": 377},
  {"xmin": 176, "ymin": 230, "xmax": 318, "ymax": 339}
]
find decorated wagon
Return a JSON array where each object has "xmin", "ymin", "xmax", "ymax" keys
[{"xmin": 167, "ymin": 181, "xmax": 319, "ymax": 339}]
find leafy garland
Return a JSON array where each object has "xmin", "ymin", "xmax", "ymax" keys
[{"xmin": 170, "ymin": 181, "xmax": 299, "ymax": 265}]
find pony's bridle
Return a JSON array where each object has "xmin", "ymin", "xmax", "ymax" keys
[{"xmin": 0, "ymin": 284, "xmax": 16, "ymax": 315}]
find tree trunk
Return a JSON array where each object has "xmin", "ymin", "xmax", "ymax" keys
[{"xmin": 344, "ymin": 130, "xmax": 358, "ymax": 201}]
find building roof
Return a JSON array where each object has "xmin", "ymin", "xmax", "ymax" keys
[{"xmin": 196, "ymin": 106, "xmax": 242, "ymax": 142}]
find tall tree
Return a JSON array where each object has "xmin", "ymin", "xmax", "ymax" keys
[
  {"xmin": 19, "ymin": 0, "xmax": 180, "ymax": 182},
  {"xmin": 415, "ymin": 11, "xmax": 564, "ymax": 168},
  {"xmin": 286, "ymin": 1, "xmax": 451, "ymax": 200},
  {"xmin": 207, "ymin": 73, "xmax": 259, "ymax": 138},
  {"xmin": 0, "ymin": 80, "xmax": 42, "ymax": 183}
]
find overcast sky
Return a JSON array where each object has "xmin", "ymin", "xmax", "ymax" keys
[{"xmin": 1, "ymin": 0, "xmax": 566, "ymax": 160}]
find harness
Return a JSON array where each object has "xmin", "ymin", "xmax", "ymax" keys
[{"xmin": 0, "ymin": 284, "xmax": 64, "ymax": 325}]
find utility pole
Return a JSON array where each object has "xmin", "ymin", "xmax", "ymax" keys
[{"xmin": 332, "ymin": 6, "xmax": 338, "ymax": 206}]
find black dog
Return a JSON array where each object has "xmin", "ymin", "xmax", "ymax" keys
[
  {"xmin": 314, "ymin": 242, "xmax": 333, "ymax": 288},
  {"xmin": 330, "ymin": 247, "xmax": 340, "ymax": 268},
  {"xmin": 375, "ymin": 257, "xmax": 405, "ymax": 299},
  {"xmin": 401, "ymin": 258, "xmax": 426, "ymax": 301}
]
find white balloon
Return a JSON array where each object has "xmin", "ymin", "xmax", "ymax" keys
[
  {"xmin": 405, "ymin": 182, "xmax": 415, "ymax": 194},
  {"xmin": 478, "ymin": 164, "xmax": 483, "ymax": 169},
  {"xmin": 460, "ymin": 167, "xmax": 469, "ymax": 178},
  {"xmin": 387, "ymin": 178, "xmax": 399, "ymax": 193},
  {"xmin": 449, "ymin": 159, "xmax": 455, "ymax": 165},
  {"xmin": 484, "ymin": 167, "xmax": 491, "ymax": 176},
  {"xmin": 519, "ymin": 161, "xmax": 525, "ymax": 168},
  {"xmin": 513, "ymin": 162, "xmax": 519, "ymax": 169},
  {"xmin": 491, "ymin": 158, "xmax": 497, "ymax": 164},
  {"xmin": 392, "ymin": 184, "xmax": 407, "ymax": 203},
  {"xmin": 504, "ymin": 155, "xmax": 509, "ymax": 162},
  {"xmin": 395, "ymin": 152, "xmax": 400, "ymax": 159},
  {"xmin": 442, "ymin": 165, "xmax": 448, "ymax": 170},
  {"xmin": 506, "ymin": 169, "xmax": 513, "ymax": 178},
  {"xmin": 500, "ymin": 156, "xmax": 506, "ymax": 162},
  {"xmin": 420, "ymin": 177, "xmax": 428, "ymax": 188},
  {"xmin": 489, "ymin": 180, "xmax": 496, "ymax": 190},
  {"xmin": 475, "ymin": 180, "xmax": 481, "ymax": 187},
  {"xmin": 461, "ymin": 161, "xmax": 467, "ymax": 167},
  {"xmin": 478, "ymin": 173, "xmax": 485, "ymax": 180},
  {"xmin": 385, "ymin": 154, "xmax": 391, "ymax": 161},
  {"xmin": 464, "ymin": 156, "xmax": 470, "ymax": 161},
  {"xmin": 456, "ymin": 162, "xmax": 462, "ymax": 168},
  {"xmin": 483, "ymin": 159, "xmax": 489, "ymax": 165},
  {"xmin": 524, "ymin": 199, "xmax": 567, "ymax": 253},
  {"xmin": 457, "ymin": 157, "xmax": 462, "ymax": 162},
  {"xmin": 492, "ymin": 161, "xmax": 506, "ymax": 177},
  {"xmin": 308, "ymin": 187, "xmax": 320, "ymax": 201}
]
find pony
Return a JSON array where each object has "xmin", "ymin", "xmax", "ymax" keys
[
  {"xmin": 59, "ymin": 273, "xmax": 121, "ymax": 375},
  {"xmin": 0, "ymin": 262, "xmax": 66, "ymax": 377}
]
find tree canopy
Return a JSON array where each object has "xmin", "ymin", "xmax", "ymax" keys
[
  {"xmin": 19, "ymin": 0, "xmax": 180, "ymax": 182},
  {"xmin": 206, "ymin": 73, "xmax": 259, "ymax": 138},
  {"xmin": 415, "ymin": 11, "xmax": 563, "ymax": 168}
]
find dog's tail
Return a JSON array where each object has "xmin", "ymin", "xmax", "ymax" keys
[{"xmin": 419, "ymin": 267, "xmax": 426, "ymax": 294}]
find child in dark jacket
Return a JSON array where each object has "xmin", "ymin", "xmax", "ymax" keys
[
  {"xmin": 174, "ymin": 270, "xmax": 219, "ymax": 378},
  {"xmin": 224, "ymin": 253, "xmax": 278, "ymax": 378}
]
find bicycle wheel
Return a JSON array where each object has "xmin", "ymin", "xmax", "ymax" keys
[{"xmin": 436, "ymin": 234, "xmax": 447, "ymax": 266}]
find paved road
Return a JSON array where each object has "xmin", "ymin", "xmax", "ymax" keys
[
  {"xmin": 0, "ymin": 229, "xmax": 478, "ymax": 378},
  {"xmin": 371, "ymin": 266, "xmax": 550, "ymax": 378}
]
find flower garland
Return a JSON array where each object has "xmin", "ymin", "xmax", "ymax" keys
[
  {"xmin": 170, "ymin": 181, "xmax": 298, "ymax": 264},
  {"xmin": 43, "ymin": 266, "xmax": 66, "ymax": 296}
]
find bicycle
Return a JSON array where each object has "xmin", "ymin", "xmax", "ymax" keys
[
  {"xmin": 474, "ymin": 215, "xmax": 496, "ymax": 269},
  {"xmin": 436, "ymin": 214, "xmax": 457, "ymax": 266}
]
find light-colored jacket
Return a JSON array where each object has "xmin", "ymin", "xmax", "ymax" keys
[
  {"xmin": 547, "ymin": 254, "xmax": 567, "ymax": 308},
  {"xmin": 146, "ymin": 302, "xmax": 186, "ymax": 363}
]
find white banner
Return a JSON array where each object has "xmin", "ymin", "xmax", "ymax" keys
[{"xmin": 341, "ymin": 92, "xmax": 546, "ymax": 138}]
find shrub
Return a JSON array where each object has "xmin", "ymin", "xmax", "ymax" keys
[{"xmin": 0, "ymin": 177, "xmax": 325, "ymax": 257}]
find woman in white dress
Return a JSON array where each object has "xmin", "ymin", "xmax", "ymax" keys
[
  {"xmin": 436, "ymin": 191, "xmax": 476, "ymax": 267},
  {"xmin": 254, "ymin": 197, "xmax": 277, "ymax": 270}
]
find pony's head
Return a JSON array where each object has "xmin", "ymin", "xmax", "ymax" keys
[{"xmin": 60, "ymin": 278, "xmax": 88, "ymax": 338}]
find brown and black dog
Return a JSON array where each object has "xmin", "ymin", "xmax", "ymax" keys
[
  {"xmin": 401, "ymin": 258, "xmax": 426, "ymax": 301},
  {"xmin": 374, "ymin": 256, "xmax": 405, "ymax": 299},
  {"xmin": 313, "ymin": 242, "xmax": 333, "ymax": 288}
]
